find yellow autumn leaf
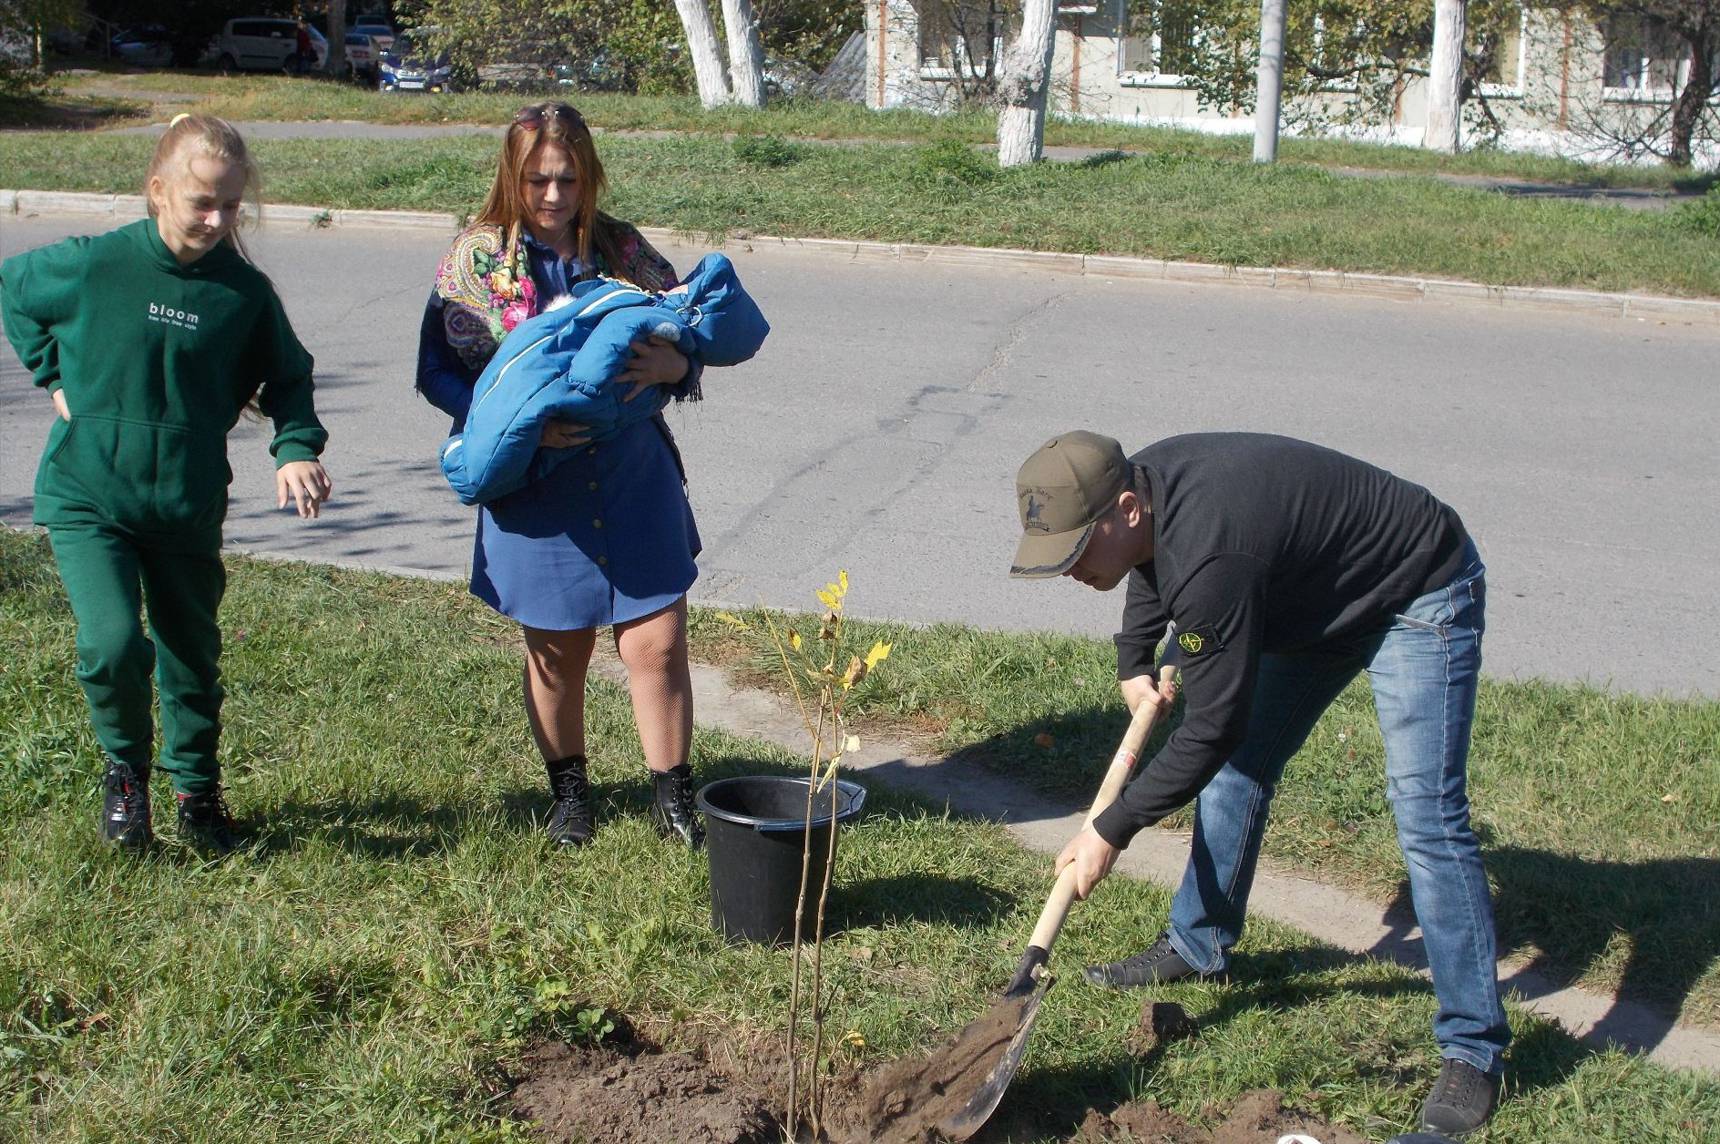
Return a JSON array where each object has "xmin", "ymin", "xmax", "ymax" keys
[
  {"xmin": 790, "ymin": 630, "xmax": 802, "ymax": 650},
  {"xmin": 713, "ymin": 611, "xmax": 748, "ymax": 629},
  {"xmin": 864, "ymin": 640, "xmax": 893, "ymax": 670},
  {"xmin": 843, "ymin": 1029, "xmax": 865, "ymax": 1048},
  {"xmin": 816, "ymin": 588, "xmax": 839, "ymax": 610},
  {"xmin": 838, "ymin": 569, "xmax": 850, "ymax": 594}
]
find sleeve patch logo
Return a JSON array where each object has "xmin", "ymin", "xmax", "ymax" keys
[{"xmin": 1175, "ymin": 625, "xmax": 1222, "ymax": 657}]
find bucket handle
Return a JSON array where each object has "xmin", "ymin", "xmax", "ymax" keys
[{"xmin": 749, "ymin": 785, "xmax": 866, "ymax": 833}]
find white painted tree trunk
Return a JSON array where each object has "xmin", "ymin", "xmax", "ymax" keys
[
  {"xmin": 673, "ymin": 0, "xmax": 732, "ymax": 108},
  {"xmin": 720, "ymin": 0, "xmax": 768, "ymax": 107},
  {"xmin": 1425, "ymin": 0, "xmax": 1467, "ymax": 152},
  {"xmin": 996, "ymin": 0, "xmax": 1058, "ymax": 167},
  {"xmin": 1252, "ymin": 0, "xmax": 1286, "ymax": 162}
]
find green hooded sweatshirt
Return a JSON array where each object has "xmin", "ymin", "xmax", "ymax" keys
[{"xmin": 0, "ymin": 218, "xmax": 327, "ymax": 542}]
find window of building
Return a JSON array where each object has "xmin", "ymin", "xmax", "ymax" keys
[
  {"xmin": 1476, "ymin": 6, "xmax": 1525, "ymax": 95},
  {"xmin": 1119, "ymin": 0, "xmax": 1200, "ymax": 83},
  {"xmin": 919, "ymin": 0, "xmax": 1012, "ymax": 78},
  {"xmin": 1602, "ymin": 16, "xmax": 1685, "ymax": 95}
]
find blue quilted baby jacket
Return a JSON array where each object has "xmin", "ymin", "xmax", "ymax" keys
[{"xmin": 439, "ymin": 252, "xmax": 769, "ymax": 505}]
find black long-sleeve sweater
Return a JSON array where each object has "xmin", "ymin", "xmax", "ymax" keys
[{"xmin": 1091, "ymin": 433, "xmax": 1470, "ymax": 849}]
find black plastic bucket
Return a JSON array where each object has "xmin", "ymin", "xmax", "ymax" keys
[{"xmin": 696, "ymin": 775, "xmax": 866, "ymax": 946}]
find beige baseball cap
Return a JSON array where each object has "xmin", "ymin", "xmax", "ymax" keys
[{"xmin": 1010, "ymin": 431, "xmax": 1130, "ymax": 578}]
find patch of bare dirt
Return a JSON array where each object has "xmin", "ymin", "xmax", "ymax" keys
[
  {"xmin": 820, "ymin": 992, "xmax": 1037, "ymax": 1144},
  {"xmin": 1079, "ymin": 1089, "xmax": 1371, "ymax": 1144},
  {"xmin": 510, "ymin": 1018, "xmax": 1371, "ymax": 1144},
  {"xmin": 511, "ymin": 1040, "xmax": 780, "ymax": 1144}
]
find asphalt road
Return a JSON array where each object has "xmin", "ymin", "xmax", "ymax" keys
[{"xmin": 3, "ymin": 213, "xmax": 1717, "ymax": 697}]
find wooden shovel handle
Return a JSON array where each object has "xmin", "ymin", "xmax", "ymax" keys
[{"xmin": 1024, "ymin": 665, "xmax": 1176, "ymax": 955}]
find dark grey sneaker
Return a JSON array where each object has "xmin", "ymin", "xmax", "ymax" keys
[
  {"xmin": 100, "ymin": 761, "xmax": 152, "ymax": 851},
  {"xmin": 176, "ymin": 789, "xmax": 239, "ymax": 855},
  {"xmin": 1419, "ymin": 1058, "xmax": 1500, "ymax": 1137},
  {"xmin": 1083, "ymin": 932, "xmax": 1203, "ymax": 989},
  {"xmin": 650, "ymin": 763, "xmax": 704, "ymax": 849},
  {"xmin": 545, "ymin": 755, "xmax": 595, "ymax": 847}
]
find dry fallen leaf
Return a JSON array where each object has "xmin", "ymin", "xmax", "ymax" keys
[{"xmin": 1033, "ymin": 732, "xmax": 1055, "ymax": 749}]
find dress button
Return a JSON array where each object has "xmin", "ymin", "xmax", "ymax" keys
[
  {"xmin": 593, "ymin": 519, "xmax": 603, "ymax": 529},
  {"xmin": 597, "ymin": 555, "xmax": 608, "ymax": 566},
  {"xmin": 588, "ymin": 481, "xmax": 599, "ymax": 491},
  {"xmin": 587, "ymin": 446, "xmax": 598, "ymax": 456}
]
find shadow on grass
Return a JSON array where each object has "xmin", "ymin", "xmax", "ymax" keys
[
  {"xmin": 1485, "ymin": 848, "xmax": 1715, "ymax": 1052},
  {"xmin": 0, "ymin": 91, "xmax": 148, "ymax": 130},
  {"xmin": 937, "ymin": 700, "xmax": 1182, "ymax": 811},
  {"xmin": 978, "ymin": 956, "xmax": 1439, "ymax": 1140},
  {"xmin": 248, "ymin": 787, "xmax": 544, "ymax": 859},
  {"xmin": 831, "ymin": 872, "xmax": 1013, "ymax": 932}
]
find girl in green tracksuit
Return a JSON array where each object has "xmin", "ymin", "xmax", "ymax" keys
[{"xmin": 0, "ymin": 114, "xmax": 333, "ymax": 854}]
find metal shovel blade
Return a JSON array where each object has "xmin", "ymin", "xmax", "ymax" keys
[{"xmin": 935, "ymin": 963, "xmax": 1056, "ymax": 1140}]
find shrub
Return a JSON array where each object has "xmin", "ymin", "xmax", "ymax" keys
[{"xmin": 733, "ymin": 133, "xmax": 804, "ymax": 167}]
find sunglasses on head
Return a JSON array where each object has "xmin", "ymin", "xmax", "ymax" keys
[{"xmin": 514, "ymin": 103, "xmax": 586, "ymax": 132}]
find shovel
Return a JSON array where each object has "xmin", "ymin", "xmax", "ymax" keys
[{"xmin": 937, "ymin": 664, "xmax": 1177, "ymax": 1140}]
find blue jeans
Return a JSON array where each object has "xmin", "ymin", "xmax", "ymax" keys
[{"xmin": 1165, "ymin": 542, "xmax": 1509, "ymax": 1074}]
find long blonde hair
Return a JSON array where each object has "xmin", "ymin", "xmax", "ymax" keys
[
  {"xmin": 474, "ymin": 102, "xmax": 623, "ymax": 272},
  {"xmin": 144, "ymin": 113, "xmax": 262, "ymax": 261}
]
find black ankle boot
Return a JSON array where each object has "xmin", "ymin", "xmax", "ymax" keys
[
  {"xmin": 101, "ymin": 760, "xmax": 153, "ymax": 851},
  {"xmin": 651, "ymin": 763, "xmax": 704, "ymax": 849},
  {"xmin": 545, "ymin": 755, "xmax": 594, "ymax": 847}
]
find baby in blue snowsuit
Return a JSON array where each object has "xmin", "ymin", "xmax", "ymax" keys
[{"xmin": 441, "ymin": 252, "xmax": 769, "ymax": 505}]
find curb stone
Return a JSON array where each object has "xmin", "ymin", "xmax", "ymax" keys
[{"xmin": 4, "ymin": 189, "xmax": 1718, "ymax": 325}]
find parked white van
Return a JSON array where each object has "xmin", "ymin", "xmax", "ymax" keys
[{"xmin": 212, "ymin": 18, "xmax": 327, "ymax": 71}]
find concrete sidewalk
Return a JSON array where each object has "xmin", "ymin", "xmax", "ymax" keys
[{"xmin": 590, "ymin": 654, "xmax": 1720, "ymax": 1077}]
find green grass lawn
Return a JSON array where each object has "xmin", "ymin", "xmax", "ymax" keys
[
  {"xmin": 694, "ymin": 605, "xmax": 1720, "ymax": 1029},
  {"xmin": 38, "ymin": 70, "xmax": 1720, "ymax": 193},
  {"xmin": 3, "ymin": 130, "xmax": 1719, "ymax": 297},
  {"xmin": 2, "ymin": 530, "xmax": 1717, "ymax": 1141}
]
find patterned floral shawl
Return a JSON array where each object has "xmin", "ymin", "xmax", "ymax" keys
[{"xmin": 433, "ymin": 216, "xmax": 680, "ymax": 371}]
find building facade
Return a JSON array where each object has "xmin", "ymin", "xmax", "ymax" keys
[{"xmin": 861, "ymin": 1, "xmax": 1719, "ymax": 165}]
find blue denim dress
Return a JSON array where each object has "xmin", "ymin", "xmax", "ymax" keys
[{"xmin": 417, "ymin": 231, "xmax": 700, "ymax": 631}]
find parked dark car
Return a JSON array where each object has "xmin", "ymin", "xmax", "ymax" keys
[
  {"xmin": 379, "ymin": 29, "xmax": 457, "ymax": 93},
  {"xmin": 112, "ymin": 24, "xmax": 174, "ymax": 67}
]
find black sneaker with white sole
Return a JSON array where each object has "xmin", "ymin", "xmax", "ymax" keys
[
  {"xmin": 1083, "ymin": 931, "xmax": 1206, "ymax": 989},
  {"xmin": 1419, "ymin": 1058, "xmax": 1500, "ymax": 1137}
]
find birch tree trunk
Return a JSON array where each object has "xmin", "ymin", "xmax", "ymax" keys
[
  {"xmin": 996, "ymin": 0, "xmax": 1058, "ymax": 167},
  {"xmin": 1252, "ymin": 0, "xmax": 1286, "ymax": 162},
  {"xmin": 1425, "ymin": 0, "xmax": 1466, "ymax": 152},
  {"xmin": 673, "ymin": 0, "xmax": 732, "ymax": 108},
  {"xmin": 721, "ymin": 0, "xmax": 768, "ymax": 107}
]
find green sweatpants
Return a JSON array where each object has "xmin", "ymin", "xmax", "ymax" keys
[{"xmin": 47, "ymin": 525, "xmax": 227, "ymax": 795}]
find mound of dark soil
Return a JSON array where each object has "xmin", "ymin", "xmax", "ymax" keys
[
  {"xmin": 511, "ymin": 1040, "xmax": 780, "ymax": 1144},
  {"xmin": 510, "ymin": 1028, "xmax": 1371, "ymax": 1144}
]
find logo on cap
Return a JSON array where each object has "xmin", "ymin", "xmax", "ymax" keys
[{"xmin": 1022, "ymin": 492, "xmax": 1047, "ymax": 532}]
